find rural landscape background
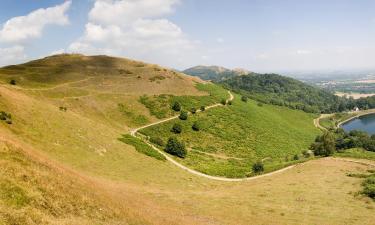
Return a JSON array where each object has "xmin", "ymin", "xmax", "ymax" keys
[{"xmin": 0, "ymin": 1, "xmax": 375, "ymax": 224}]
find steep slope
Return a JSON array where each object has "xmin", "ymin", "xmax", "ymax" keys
[{"xmin": 183, "ymin": 65, "xmax": 250, "ymax": 81}]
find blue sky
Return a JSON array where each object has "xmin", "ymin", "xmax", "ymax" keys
[{"xmin": 0, "ymin": 0, "xmax": 374, "ymax": 72}]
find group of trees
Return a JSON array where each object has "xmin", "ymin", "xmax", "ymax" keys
[
  {"xmin": 221, "ymin": 73, "xmax": 375, "ymax": 114},
  {"xmin": 310, "ymin": 129, "xmax": 375, "ymax": 156}
]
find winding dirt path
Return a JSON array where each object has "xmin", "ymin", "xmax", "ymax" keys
[{"xmin": 129, "ymin": 91, "xmax": 301, "ymax": 182}]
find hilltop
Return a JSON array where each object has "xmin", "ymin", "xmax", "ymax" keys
[{"xmin": 183, "ymin": 65, "xmax": 251, "ymax": 81}]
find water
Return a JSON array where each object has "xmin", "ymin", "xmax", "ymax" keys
[{"xmin": 341, "ymin": 113, "xmax": 375, "ymax": 135}]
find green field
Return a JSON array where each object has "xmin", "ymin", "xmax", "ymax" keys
[
  {"xmin": 140, "ymin": 93, "xmax": 321, "ymax": 177},
  {"xmin": 335, "ymin": 148, "xmax": 375, "ymax": 161}
]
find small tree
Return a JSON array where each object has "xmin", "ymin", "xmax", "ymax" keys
[
  {"xmin": 228, "ymin": 100, "xmax": 232, "ymax": 105},
  {"xmin": 192, "ymin": 121, "xmax": 200, "ymax": 131},
  {"xmin": 190, "ymin": 107, "xmax": 197, "ymax": 114},
  {"xmin": 311, "ymin": 132, "xmax": 336, "ymax": 156},
  {"xmin": 241, "ymin": 96, "xmax": 248, "ymax": 102},
  {"xmin": 9, "ymin": 79, "xmax": 16, "ymax": 85},
  {"xmin": 221, "ymin": 99, "xmax": 227, "ymax": 105},
  {"xmin": 171, "ymin": 123, "xmax": 182, "ymax": 134},
  {"xmin": 171, "ymin": 102, "xmax": 181, "ymax": 112},
  {"xmin": 179, "ymin": 111, "xmax": 188, "ymax": 120},
  {"xmin": 293, "ymin": 154, "xmax": 299, "ymax": 160},
  {"xmin": 252, "ymin": 161, "xmax": 264, "ymax": 173},
  {"xmin": 257, "ymin": 102, "xmax": 263, "ymax": 107},
  {"xmin": 165, "ymin": 137, "xmax": 186, "ymax": 158},
  {"xmin": 200, "ymin": 106, "xmax": 205, "ymax": 111}
]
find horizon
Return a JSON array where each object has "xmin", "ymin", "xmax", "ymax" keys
[{"xmin": 0, "ymin": 0, "xmax": 375, "ymax": 73}]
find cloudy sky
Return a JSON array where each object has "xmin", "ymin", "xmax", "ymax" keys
[{"xmin": 0, "ymin": 0, "xmax": 374, "ymax": 72}]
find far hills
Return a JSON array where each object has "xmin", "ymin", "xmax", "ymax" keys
[{"xmin": 183, "ymin": 65, "xmax": 251, "ymax": 81}]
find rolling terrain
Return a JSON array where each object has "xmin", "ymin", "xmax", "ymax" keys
[{"xmin": 0, "ymin": 54, "xmax": 374, "ymax": 224}]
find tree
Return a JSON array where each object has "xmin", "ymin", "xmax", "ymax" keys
[
  {"xmin": 165, "ymin": 137, "xmax": 186, "ymax": 158},
  {"xmin": 171, "ymin": 102, "xmax": 181, "ymax": 111},
  {"xmin": 311, "ymin": 132, "xmax": 336, "ymax": 156},
  {"xmin": 252, "ymin": 161, "xmax": 264, "ymax": 173},
  {"xmin": 200, "ymin": 106, "xmax": 205, "ymax": 111},
  {"xmin": 190, "ymin": 107, "xmax": 196, "ymax": 114},
  {"xmin": 221, "ymin": 99, "xmax": 227, "ymax": 105},
  {"xmin": 179, "ymin": 111, "xmax": 188, "ymax": 120},
  {"xmin": 171, "ymin": 123, "xmax": 182, "ymax": 134},
  {"xmin": 9, "ymin": 79, "xmax": 16, "ymax": 85},
  {"xmin": 192, "ymin": 121, "xmax": 200, "ymax": 131},
  {"xmin": 241, "ymin": 96, "xmax": 248, "ymax": 102},
  {"xmin": 293, "ymin": 154, "xmax": 299, "ymax": 160}
]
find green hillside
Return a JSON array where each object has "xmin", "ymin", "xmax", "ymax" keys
[
  {"xmin": 140, "ymin": 92, "xmax": 320, "ymax": 177},
  {"xmin": 183, "ymin": 65, "xmax": 249, "ymax": 81}
]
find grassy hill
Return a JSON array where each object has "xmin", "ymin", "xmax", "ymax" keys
[
  {"xmin": 0, "ymin": 54, "xmax": 374, "ymax": 224},
  {"xmin": 183, "ymin": 65, "xmax": 250, "ymax": 81},
  {"xmin": 140, "ymin": 92, "xmax": 320, "ymax": 177}
]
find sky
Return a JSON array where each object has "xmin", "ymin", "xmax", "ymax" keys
[{"xmin": 0, "ymin": 0, "xmax": 374, "ymax": 73}]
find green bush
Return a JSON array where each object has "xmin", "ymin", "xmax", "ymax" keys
[
  {"xmin": 257, "ymin": 102, "xmax": 263, "ymax": 107},
  {"xmin": 165, "ymin": 137, "xmax": 186, "ymax": 158},
  {"xmin": 310, "ymin": 132, "xmax": 336, "ymax": 156},
  {"xmin": 171, "ymin": 123, "xmax": 182, "ymax": 134},
  {"xmin": 293, "ymin": 154, "xmax": 299, "ymax": 160},
  {"xmin": 171, "ymin": 101, "xmax": 181, "ymax": 112},
  {"xmin": 119, "ymin": 135, "xmax": 166, "ymax": 161},
  {"xmin": 9, "ymin": 79, "xmax": 16, "ymax": 85},
  {"xmin": 221, "ymin": 99, "xmax": 227, "ymax": 105},
  {"xmin": 241, "ymin": 96, "xmax": 248, "ymax": 102},
  {"xmin": 150, "ymin": 136, "xmax": 165, "ymax": 146},
  {"xmin": 228, "ymin": 100, "xmax": 232, "ymax": 105},
  {"xmin": 190, "ymin": 107, "xmax": 197, "ymax": 114},
  {"xmin": 179, "ymin": 111, "xmax": 188, "ymax": 120},
  {"xmin": 252, "ymin": 161, "xmax": 264, "ymax": 173},
  {"xmin": 200, "ymin": 106, "xmax": 205, "ymax": 111},
  {"xmin": 192, "ymin": 121, "xmax": 200, "ymax": 131}
]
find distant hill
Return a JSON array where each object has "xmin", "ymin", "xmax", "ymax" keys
[
  {"xmin": 183, "ymin": 65, "xmax": 251, "ymax": 81},
  {"xmin": 221, "ymin": 73, "xmax": 342, "ymax": 113}
]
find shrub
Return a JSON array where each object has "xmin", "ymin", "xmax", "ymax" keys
[
  {"xmin": 228, "ymin": 100, "xmax": 232, "ymax": 105},
  {"xmin": 59, "ymin": 106, "xmax": 67, "ymax": 112},
  {"xmin": 192, "ymin": 121, "xmax": 200, "ymax": 131},
  {"xmin": 200, "ymin": 106, "xmax": 205, "ymax": 111},
  {"xmin": 257, "ymin": 102, "xmax": 263, "ymax": 107},
  {"xmin": 310, "ymin": 132, "xmax": 336, "ymax": 156},
  {"xmin": 293, "ymin": 154, "xmax": 299, "ymax": 160},
  {"xmin": 0, "ymin": 111, "xmax": 12, "ymax": 124},
  {"xmin": 241, "ymin": 96, "xmax": 248, "ymax": 102},
  {"xmin": 171, "ymin": 123, "xmax": 182, "ymax": 134},
  {"xmin": 252, "ymin": 161, "xmax": 264, "ymax": 173},
  {"xmin": 190, "ymin": 107, "xmax": 197, "ymax": 114},
  {"xmin": 119, "ymin": 134, "xmax": 166, "ymax": 161},
  {"xmin": 179, "ymin": 111, "xmax": 188, "ymax": 120},
  {"xmin": 9, "ymin": 79, "xmax": 16, "ymax": 85},
  {"xmin": 150, "ymin": 137, "xmax": 164, "ymax": 146},
  {"xmin": 165, "ymin": 137, "xmax": 186, "ymax": 158},
  {"xmin": 221, "ymin": 99, "xmax": 227, "ymax": 105},
  {"xmin": 171, "ymin": 102, "xmax": 181, "ymax": 112}
]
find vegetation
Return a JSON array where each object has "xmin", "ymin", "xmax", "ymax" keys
[
  {"xmin": 171, "ymin": 123, "xmax": 182, "ymax": 134},
  {"xmin": 165, "ymin": 137, "xmax": 186, "ymax": 158},
  {"xmin": 200, "ymin": 105, "xmax": 205, "ymax": 111},
  {"xmin": 179, "ymin": 111, "xmax": 188, "ymax": 120},
  {"xmin": 347, "ymin": 170, "xmax": 375, "ymax": 200},
  {"xmin": 241, "ymin": 95, "xmax": 248, "ymax": 102},
  {"xmin": 252, "ymin": 161, "xmax": 264, "ymax": 173},
  {"xmin": 119, "ymin": 134, "xmax": 166, "ymax": 161},
  {"xmin": 0, "ymin": 111, "xmax": 12, "ymax": 124},
  {"xmin": 9, "ymin": 79, "xmax": 16, "ymax": 85},
  {"xmin": 192, "ymin": 121, "xmax": 200, "ymax": 131},
  {"xmin": 310, "ymin": 132, "xmax": 336, "ymax": 156},
  {"xmin": 335, "ymin": 129, "xmax": 375, "ymax": 152},
  {"xmin": 220, "ymin": 99, "xmax": 226, "ymax": 105},
  {"xmin": 140, "ymin": 94, "xmax": 320, "ymax": 177},
  {"xmin": 171, "ymin": 101, "xmax": 181, "ymax": 112},
  {"xmin": 190, "ymin": 107, "xmax": 197, "ymax": 114},
  {"xmin": 149, "ymin": 136, "xmax": 165, "ymax": 147}
]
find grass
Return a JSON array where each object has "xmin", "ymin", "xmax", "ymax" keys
[
  {"xmin": 118, "ymin": 134, "xmax": 166, "ymax": 161},
  {"xmin": 346, "ymin": 168, "xmax": 375, "ymax": 200},
  {"xmin": 335, "ymin": 148, "xmax": 375, "ymax": 161},
  {"xmin": 139, "ymin": 83, "xmax": 228, "ymax": 119},
  {"xmin": 1, "ymin": 54, "xmax": 375, "ymax": 224},
  {"xmin": 140, "ymin": 93, "xmax": 321, "ymax": 177},
  {"xmin": 320, "ymin": 112, "xmax": 354, "ymax": 130}
]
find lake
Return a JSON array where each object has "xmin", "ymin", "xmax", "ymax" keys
[{"xmin": 341, "ymin": 113, "xmax": 375, "ymax": 135}]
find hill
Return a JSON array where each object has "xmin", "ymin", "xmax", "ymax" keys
[
  {"xmin": 183, "ymin": 65, "xmax": 250, "ymax": 81},
  {"xmin": 221, "ymin": 73, "xmax": 343, "ymax": 113},
  {"xmin": 0, "ymin": 54, "xmax": 374, "ymax": 224}
]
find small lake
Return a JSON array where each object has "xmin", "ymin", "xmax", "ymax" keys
[{"xmin": 341, "ymin": 113, "xmax": 375, "ymax": 135}]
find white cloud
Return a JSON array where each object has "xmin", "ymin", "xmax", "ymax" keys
[
  {"xmin": 69, "ymin": 0, "xmax": 201, "ymax": 68},
  {"xmin": 296, "ymin": 50, "xmax": 311, "ymax": 55},
  {"xmin": 50, "ymin": 48, "xmax": 66, "ymax": 55},
  {"xmin": 0, "ymin": 1, "xmax": 71, "ymax": 43},
  {"xmin": 0, "ymin": 46, "xmax": 26, "ymax": 65}
]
